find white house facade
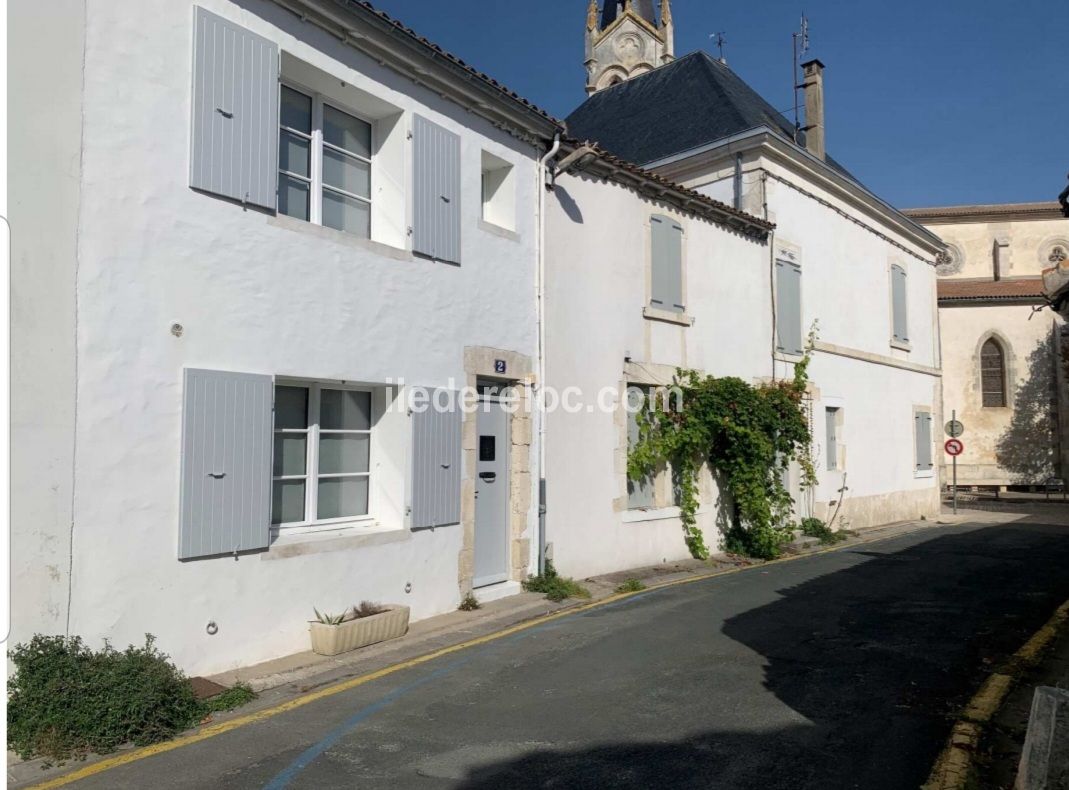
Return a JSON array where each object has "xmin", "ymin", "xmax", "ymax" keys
[
  {"xmin": 566, "ymin": 51, "xmax": 946, "ymax": 535},
  {"xmin": 10, "ymin": 0, "xmax": 559, "ymax": 675},
  {"xmin": 543, "ymin": 144, "xmax": 774, "ymax": 577}
]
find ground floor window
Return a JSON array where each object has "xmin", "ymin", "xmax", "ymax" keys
[{"xmin": 272, "ymin": 383, "xmax": 372, "ymax": 526}]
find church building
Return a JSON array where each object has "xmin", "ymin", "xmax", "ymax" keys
[{"xmin": 585, "ymin": 0, "xmax": 674, "ymax": 94}]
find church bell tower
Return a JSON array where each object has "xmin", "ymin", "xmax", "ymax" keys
[{"xmin": 585, "ymin": 0, "xmax": 674, "ymax": 94}]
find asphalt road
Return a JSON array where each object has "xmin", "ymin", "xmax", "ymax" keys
[{"xmin": 55, "ymin": 515, "xmax": 1069, "ymax": 789}]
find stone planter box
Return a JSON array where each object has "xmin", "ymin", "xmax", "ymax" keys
[{"xmin": 309, "ymin": 605, "xmax": 410, "ymax": 657}]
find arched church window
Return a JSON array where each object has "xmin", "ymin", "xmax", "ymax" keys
[{"xmin": 981, "ymin": 338, "xmax": 1007, "ymax": 407}]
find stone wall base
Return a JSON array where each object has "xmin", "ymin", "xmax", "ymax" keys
[{"xmin": 813, "ymin": 485, "xmax": 941, "ymax": 532}]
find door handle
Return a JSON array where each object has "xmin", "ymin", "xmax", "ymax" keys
[{"xmin": 479, "ymin": 472, "xmax": 496, "ymax": 482}]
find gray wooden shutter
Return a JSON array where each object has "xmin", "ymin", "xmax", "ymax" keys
[
  {"xmin": 626, "ymin": 386, "xmax": 655, "ymax": 508},
  {"xmin": 410, "ymin": 390, "xmax": 462, "ymax": 529},
  {"xmin": 650, "ymin": 215, "xmax": 684, "ymax": 313},
  {"xmin": 179, "ymin": 368, "xmax": 273, "ymax": 559},
  {"xmin": 775, "ymin": 260, "xmax": 803, "ymax": 355},
  {"xmin": 190, "ymin": 6, "xmax": 278, "ymax": 210},
  {"xmin": 412, "ymin": 115, "xmax": 461, "ymax": 264},
  {"xmin": 891, "ymin": 265, "xmax": 909, "ymax": 342},
  {"xmin": 915, "ymin": 410, "xmax": 933, "ymax": 471}
]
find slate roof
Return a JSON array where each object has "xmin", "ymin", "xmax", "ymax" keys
[
  {"xmin": 937, "ymin": 278, "xmax": 1046, "ymax": 302},
  {"xmin": 565, "ymin": 51, "xmax": 858, "ymax": 183}
]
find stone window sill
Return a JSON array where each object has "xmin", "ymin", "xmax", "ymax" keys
[
  {"xmin": 890, "ymin": 339, "xmax": 912, "ymax": 352},
  {"xmin": 643, "ymin": 306, "xmax": 693, "ymax": 326},
  {"xmin": 623, "ymin": 505, "xmax": 682, "ymax": 523},
  {"xmin": 477, "ymin": 218, "xmax": 520, "ymax": 242},
  {"xmin": 263, "ymin": 523, "xmax": 410, "ymax": 560}
]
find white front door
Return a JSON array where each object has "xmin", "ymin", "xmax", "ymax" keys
[{"xmin": 473, "ymin": 395, "xmax": 510, "ymax": 588}]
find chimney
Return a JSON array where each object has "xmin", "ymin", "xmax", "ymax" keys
[{"xmin": 801, "ymin": 59, "xmax": 825, "ymax": 160}]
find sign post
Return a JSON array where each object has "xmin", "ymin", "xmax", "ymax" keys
[{"xmin": 943, "ymin": 410, "xmax": 964, "ymax": 515}]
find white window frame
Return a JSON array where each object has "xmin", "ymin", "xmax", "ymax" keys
[
  {"xmin": 278, "ymin": 80, "xmax": 373, "ymax": 235},
  {"xmin": 272, "ymin": 380, "xmax": 375, "ymax": 533}
]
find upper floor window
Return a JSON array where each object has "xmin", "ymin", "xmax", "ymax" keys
[
  {"xmin": 981, "ymin": 339, "xmax": 1007, "ymax": 407},
  {"xmin": 775, "ymin": 259, "xmax": 803, "ymax": 355},
  {"xmin": 890, "ymin": 264, "xmax": 909, "ymax": 346},
  {"xmin": 278, "ymin": 85, "xmax": 372, "ymax": 238},
  {"xmin": 650, "ymin": 215, "xmax": 684, "ymax": 314},
  {"xmin": 480, "ymin": 151, "xmax": 516, "ymax": 231}
]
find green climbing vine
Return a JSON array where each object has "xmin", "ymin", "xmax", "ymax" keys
[{"xmin": 628, "ymin": 327, "xmax": 818, "ymax": 560}]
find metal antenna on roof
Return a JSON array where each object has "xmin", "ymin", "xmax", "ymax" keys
[
  {"xmin": 710, "ymin": 32, "xmax": 727, "ymax": 64},
  {"xmin": 792, "ymin": 14, "xmax": 810, "ymax": 143}
]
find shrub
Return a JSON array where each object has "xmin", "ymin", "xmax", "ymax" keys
[
  {"xmin": 8, "ymin": 634, "xmax": 256, "ymax": 763},
  {"xmin": 522, "ymin": 560, "xmax": 591, "ymax": 602},
  {"xmin": 614, "ymin": 578, "xmax": 646, "ymax": 594}
]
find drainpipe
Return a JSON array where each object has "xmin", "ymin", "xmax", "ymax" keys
[{"xmin": 536, "ymin": 131, "xmax": 561, "ymax": 574}]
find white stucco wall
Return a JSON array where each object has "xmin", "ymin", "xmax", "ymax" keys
[
  {"xmin": 11, "ymin": 0, "xmax": 542, "ymax": 675},
  {"xmin": 10, "ymin": 0, "xmax": 84, "ymax": 645},
  {"xmin": 544, "ymin": 171, "xmax": 772, "ymax": 578}
]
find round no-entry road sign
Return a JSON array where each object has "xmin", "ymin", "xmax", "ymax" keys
[{"xmin": 944, "ymin": 438, "xmax": 964, "ymax": 456}]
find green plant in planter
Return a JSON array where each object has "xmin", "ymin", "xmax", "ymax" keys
[{"xmin": 628, "ymin": 326, "xmax": 818, "ymax": 560}]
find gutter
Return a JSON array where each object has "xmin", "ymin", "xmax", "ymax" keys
[{"xmin": 536, "ymin": 132, "xmax": 561, "ymax": 573}]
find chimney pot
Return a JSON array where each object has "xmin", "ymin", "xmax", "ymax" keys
[{"xmin": 800, "ymin": 58, "xmax": 826, "ymax": 161}]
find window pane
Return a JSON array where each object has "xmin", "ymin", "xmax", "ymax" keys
[
  {"xmin": 271, "ymin": 480, "xmax": 305, "ymax": 524},
  {"xmin": 320, "ymin": 389, "xmax": 371, "ymax": 430},
  {"xmin": 319, "ymin": 434, "xmax": 370, "ymax": 475},
  {"xmin": 275, "ymin": 386, "xmax": 309, "ymax": 429},
  {"xmin": 323, "ymin": 104, "xmax": 371, "ymax": 158},
  {"xmin": 278, "ymin": 174, "xmax": 310, "ymax": 221},
  {"xmin": 322, "ymin": 189, "xmax": 370, "ymax": 238},
  {"xmin": 279, "ymin": 130, "xmax": 310, "ymax": 178},
  {"xmin": 317, "ymin": 476, "xmax": 369, "ymax": 519},
  {"xmin": 280, "ymin": 86, "xmax": 312, "ymax": 133},
  {"xmin": 323, "ymin": 148, "xmax": 370, "ymax": 199},
  {"xmin": 273, "ymin": 433, "xmax": 307, "ymax": 477}
]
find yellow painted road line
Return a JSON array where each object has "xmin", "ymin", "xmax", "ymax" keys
[
  {"xmin": 25, "ymin": 522, "xmax": 938, "ymax": 789},
  {"xmin": 924, "ymin": 598, "xmax": 1069, "ymax": 790}
]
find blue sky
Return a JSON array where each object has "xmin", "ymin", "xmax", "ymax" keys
[{"xmin": 369, "ymin": 0, "xmax": 1068, "ymax": 208}]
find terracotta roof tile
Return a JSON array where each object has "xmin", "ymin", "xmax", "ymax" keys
[{"xmin": 937, "ymin": 278, "xmax": 1045, "ymax": 302}]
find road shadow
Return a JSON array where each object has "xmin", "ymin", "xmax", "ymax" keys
[
  {"xmin": 454, "ymin": 522, "xmax": 1069, "ymax": 790},
  {"xmin": 996, "ymin": 333, "xmax": 1060, "ymax": 484}
]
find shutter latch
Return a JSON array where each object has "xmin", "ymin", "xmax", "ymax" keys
[
  {"xmin": 215, "ymin": 108, "xmax": 233, "ymax": 119},
  {"xmin": 207, "ymin": 472, "xmax": 226, "ymax": 479}
]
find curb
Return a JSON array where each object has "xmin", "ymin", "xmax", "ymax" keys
[
  {"xmin": 924, "ymin": 598, "xmax": 1069, "ymax": 789},
  {"xmin": 19, "ymin": 517, "xmax": 943, "ymax": 790}
]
